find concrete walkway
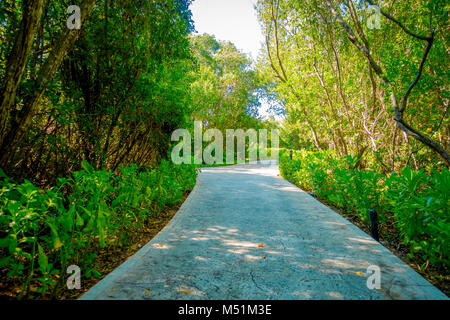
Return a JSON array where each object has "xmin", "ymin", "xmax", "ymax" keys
[{"xmin": 81, "ymin": 161, "xmax": 447, "ymax": 300}]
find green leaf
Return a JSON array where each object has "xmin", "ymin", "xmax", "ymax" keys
[
  {"xmin": 75, "ymin": 212, "xmax": 84, "ymax": 227},
  {"xmin": 92, "ymin": 269, "xmax": 101, "ymax": 278},
  {"xmin": 47, "ymin": 222, "xmax": 63, "ymax": 250},
  {"xmin": 97, "ymin": 209, "xmax": 106, "ymax": 247},
  {"xmin": 0, "ymin": 256, "xmax": 10, "ymax": 267},
  {"xmin": 0, "ymin": 237, "xmax": 10, "ymax": 248},
  {"xmin": 81, "ymin": 160, "xmax": 94, "ymax": 174},
  {"xmin": 0, "ymin": 168, "xmax": 7, "ymax": 178},
  {"xmin": 8, "ymin": 237, "xmax": 17, "ymax": 254},
  {"xmin": 37, "ymin": 244, "xmax": 48, "ymax": 272}
]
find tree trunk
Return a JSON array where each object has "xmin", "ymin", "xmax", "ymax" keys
[
  {"xmin": 0, "ymin": 0, "xmax": 97, "ymax": 167},
  {"xmin": 0, "ymin": 0, "xmax": 44, "ymax": 147}
]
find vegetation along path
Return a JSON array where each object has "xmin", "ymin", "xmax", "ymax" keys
[{"xmin": 81, "ymin": 161, "xmax": 447, "ymax": 300}]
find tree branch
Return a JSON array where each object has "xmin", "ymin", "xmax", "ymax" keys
[
  {"xmin": 365, "ymin": 0, "xmax": 433, "ymax": 41},
  {"xmin": 400, "ymin": 31, "xmax": 435, "ymax": 113},
  {"xmin": 325, "ymin": 0, "xmax": 449, "ymax": 165}
]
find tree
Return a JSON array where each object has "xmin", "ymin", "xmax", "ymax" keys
[
  {"xmin": 325, "ymin": 0, "xmax": 449, "ymax": 166},
  {"xmin": 0, "ymin": 0, "xmax": 97, "ymax": 167},
  {"xmin": 256, "ymin": 0, "xmax": 449, "ymax": 169},
  {"xmin": 0, "ymin": 0, "xmax": 195, "ymax": 182},
  {"xmin": 190, "ymin": 34, "xmax": 262, "ymax": 132}
]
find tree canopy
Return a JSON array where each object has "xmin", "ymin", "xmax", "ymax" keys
[{"xmin": 256, "ymin": 0, "xmax": 449, "ymax": 170}]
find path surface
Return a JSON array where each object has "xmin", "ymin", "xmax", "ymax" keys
[{"xmin": 81, "ymin": 161, "xmax": 447, "ymax": 300}]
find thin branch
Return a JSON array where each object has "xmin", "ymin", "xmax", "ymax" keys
[
  {"xmin": 400, "ymin": 31, "xmax": 435, "ymax": 113},
  {"xmin": 325, "ymin": 1, "xmax": 386, "ymax": 80},
  {"xmin": 270, "ymin": 0, "xmax": 288, "ymax": 82},
  {"xmin": 325, "ymin": 0, "xmax": 449, "ymax": 165},
  {"xmin": 365, "ymin": 0, "xmax": 433, "ymax": 41}
]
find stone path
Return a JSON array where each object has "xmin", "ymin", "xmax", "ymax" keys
[{"xmin": 81, "ymin": 161, "xmax": 447, "ymax": 300}]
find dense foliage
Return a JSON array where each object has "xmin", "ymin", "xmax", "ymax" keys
[
  {"xmin": 189, "ymin": 33, "xmax": 265, "ymax": 133},
  {"xmin": 256, "ymin": 0, "xmax": 449, "ymax": 170},
  {"xmin": 0, "ymin": 0, "xmax": 268, "ymax": 299},
  {"xmin": 279, "ymin": 149, "xmax": 449, "ymax": 270},
  {"xmin": 258, "ymin": 0, "xmax": 449, "ymax": 278},
  {"xmin": 0, "ymin": 0, "xmax": 195, "ymax": 183},
  {"xmin": 0, "ymin": 161, "xmax": 197, "ymax": 298},
  {"xmin": 1, "ymin": 0, "xmax": 448, "ymax": 299}
]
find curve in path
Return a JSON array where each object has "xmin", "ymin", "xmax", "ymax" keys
[{"xmin": 81, "ymin": 161, "xmax": 447, "ymax": 300}]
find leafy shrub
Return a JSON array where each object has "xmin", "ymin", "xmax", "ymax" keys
[
  {"xmin": 0, "ymin": 161, "xmax": 197, "ymax": 298},
  {"xmin": 385, "ymin": 167, "xmax": 449, "ymax": 266},
  {"xmin": 279, "ymin": 149, "xmax": 449, "ymax": 270}
]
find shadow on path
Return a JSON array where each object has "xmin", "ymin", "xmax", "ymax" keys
[{"xmin": 81, "ymin": 161, "xmax": 448, "ymax": 300}]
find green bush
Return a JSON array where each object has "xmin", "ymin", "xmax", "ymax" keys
[
  {"xmin": 279, "ymin": 149, "xmax": 449, "ymax": 270},
  {"xmin": 385, "ymin": 167, "xmax": 449, "ymax": 266},
  {"xmin": 0, "ymin": 161, "xmax": 197, "ymax": 298}
]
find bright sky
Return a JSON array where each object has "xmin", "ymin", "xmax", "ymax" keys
[
  {"xmin": 190, "ymin": 0, "xmax": 283, "ymax": 120},
  {"xmin": 190, "ymin": 0, "xmax": 264, "ymax": 60}
]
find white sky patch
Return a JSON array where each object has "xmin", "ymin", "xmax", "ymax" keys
[
  {"xmin": 191, "ymin": 0, "xmax": 264, "ymax": 61},
  {"xmin": 190, "ymin": 0, "xmax": 282, "ymax": 120}
]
